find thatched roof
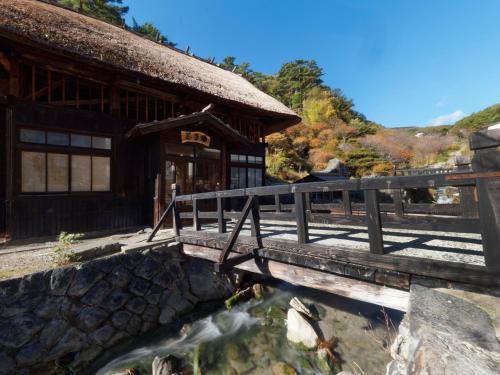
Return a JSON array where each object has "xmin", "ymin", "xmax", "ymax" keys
[{"xmin": 0, "ymin": 0, "xmax": 300, "ymax": 122}]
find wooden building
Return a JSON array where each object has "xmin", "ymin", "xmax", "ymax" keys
[{"xmin": 0, "ymin": 0, "xmax": 300, "ymax": 240}]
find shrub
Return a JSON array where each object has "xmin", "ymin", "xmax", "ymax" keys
[{"xmin": 51, "ymin": 232, "xmax": 83, "ymax": 266}]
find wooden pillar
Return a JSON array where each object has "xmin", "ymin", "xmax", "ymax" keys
[
  {"xmin": 294, "ymin": 191, "xmax": 309, "ymax": 244},
  {"xmin": 192, "ymin": 198, "xmax": 200, "ymax": 231},
  {"xmin": 109, "ymin": 84, "xmax": 121, "ymax": 117},
  {"xmin": 217, "ymin": 197, "xmax": 226, "ymax": 233},
  {"xmin": 364, "ymin": 189, "xmax": 384, "ymax": 254},
  {"xmin": 4, "ymin": 104, "xmax": 14, "ymax": 240},
  {"xmin": 470, "ymin": 128, "xmax": 500, "ymax": 274},
  {"xmin": 274, "ymin": 193, "xmax": 281, "ymax": 213},
  {"xmin": 221, "ymin": 143, "xmax": 227, "ymax": 189},
  {"xmin": 172, "ymin": 183, "xmax": 181, "ymax": 236},
  {"xmin": 392, "ymin": 189, "xmax": 404, "ymax": 217},
  {"xmin": 250, "ymin": 195, "xmax": 262, "ymax": 248},
  {"xmin": 456, "ymin": 160, "xmax": 478, "ymax": 218},
  {"xmin": 342, "ymin": 190, "xmax": 352, "ymax": 216},
  {"xmin": 153, "ymin": 174, "xmax": 161, "ymax": 226}
]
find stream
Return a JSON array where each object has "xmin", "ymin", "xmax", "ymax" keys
[{"xmin": 93, "ymin": 282, "xmax": 403, "ymax": 375}]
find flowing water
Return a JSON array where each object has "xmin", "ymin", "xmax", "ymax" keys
[{"xmin": 94, "ymin": 282, "xmax": 403, "ymax": 375}]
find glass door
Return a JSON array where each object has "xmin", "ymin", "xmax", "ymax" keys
[{"xmin": 165, "ymin": 159, "xmax": 194, "ymax": 201}]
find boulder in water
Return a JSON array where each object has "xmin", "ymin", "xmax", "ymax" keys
[
  {"xmin": 152, "ymin": 354, "xmax": 182, "ymax": 375},
  {"xmin": 252, "ymin": 283, "xmax": 264, "ymax": 299},
  {"xmin": 286, "ymin": 308, "xmax": 318, "ymax": 349},
  {"xmin": 289, "ymin": 297, "xmax": 317, "ymax": 320}
]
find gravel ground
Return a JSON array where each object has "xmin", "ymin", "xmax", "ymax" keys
[
  {"xmin": 202, "ymin": 219, "xmax": 485, "ymax": 266},
  {"xmin": 0, "ymin": 239, "xmax": 57, "ymax": 280},
  {"xmin": 0, "ymin": 228, "xmax": 173, "ymax": 280}
]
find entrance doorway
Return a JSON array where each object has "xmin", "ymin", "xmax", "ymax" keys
[{"xmin": 163, "ymin": 144, "xmax": 222, "ymax": 214}]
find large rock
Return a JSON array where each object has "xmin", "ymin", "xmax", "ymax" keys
[
  {"xmin": 387, "ymin": 284, "xmax": 500, "ymax": 375},
  {"xmin": 34, "ymin": 296, "xmax": 64, "ymax": 318},
  {"xmin": 49, "ymin": 267, "xmax": 75, "ymax": 296},
  {"xmin": 128, "ymin": 277, "xmax": 150, "ymax": 297},
  {"xmin": 126, "ymin": 296, "xmax": 146, "ymax": 314},
  {"xmin": 68, "ymin": 265, "xmax": 103, "ymax": 297},
  {"xmin": 0, "ymin": 352, "xmax": 15, "ymax": 375},
  {"xmin": 111, "ymin": 310, "xmax": 132, "ymax": 330},
  {"xmin": 16, "ymin": 339, "xmax": 43, "ymax": 367},
  {"xmin": 81, "ymin": 280, "xmax": 112, "ymax": 306},
  {"xmin": 90, "ymin": 324, "xmax": 115, "ymax": 346},
  {"xmin": 40, "ymin": 319, "xmax": 69, "ymax": 349},
  {"xmin": 46, "ymin": 327, "xmax": 87, "ymax": 361},
  {"xmin": 100, "ymin": 289, "xmax": 130, "ymax": 312},
  {"xmin": 152, "ymin": 354, "xmax": 182, "ymax": 375},
  {"xmin": 76, "ymin": 306, "xmax": 109, "ymax": 331},
  {"xmin": 134, "ymin": 257, "xmax": 162, "ymax": 280},
  {"xmin": 0, "ymin": 314, "xmax": 44, "ymax": 348},
  {"xmin": 107, "ymin": 265, "xmax": 132, "ymax": 289},
  {"xmin": 286, "ymin": 308, "xmax": 318, "ymax": 349},
  {"xmin": 185, "ymin": 258, "xmax": 235, "ymax": 301}
]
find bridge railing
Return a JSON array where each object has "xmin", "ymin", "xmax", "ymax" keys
[{"xmin": 165, "ymin": 169, "xmax": 500, "ymax": 275}]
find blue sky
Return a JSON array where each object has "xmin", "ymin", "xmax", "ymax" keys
[{"xmin": 124, "ymin": 0, "xmax": 500, "ymax": 127}]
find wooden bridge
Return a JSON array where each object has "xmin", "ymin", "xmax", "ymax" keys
[{"xmin": 147, "ymin": 128, "xmax": 500, "ymax": 311}]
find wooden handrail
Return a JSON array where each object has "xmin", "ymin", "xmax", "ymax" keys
[{"xmin": 175, "ymin": 171, "xmax": 478, "ymax": 202}]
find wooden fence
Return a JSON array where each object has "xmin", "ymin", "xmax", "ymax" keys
[{"xmin": 148, "ymin": 169, "xmax": 499, "ymax": 278}]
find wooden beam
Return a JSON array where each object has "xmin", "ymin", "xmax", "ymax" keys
[
  {"xmin": 192, "ymin": 198, "xmax": 200, "ymax": 231},
  {"xmin": 183, "ymin": 244, "xmax": 409, "ymax": 312},
  {"xmin": 342, "ymin": 190, "xmax": 352, "ymax": 216},
  {"xmin": 218, "ymin": 195, "xmax": 254, "ymax": 263},
  {"xmin": 249, "ymin": 196, "xmax": 263, "ymax": 248},
  {"xmin": 392, "ymin": 189, "xmax": 404, "ymax": 217},
  {"xmin": 217, "ymin": 196, "xmax": 226, "ymax": 233},
  {"xmin": 213, "ymin": 251, "xmax": 256, "ymax": 273},
  {"xmin": 294, "ymin": 191, "xmax": 309, "ymax": 244},
  {"xmin": 179, "ymin": 231, "xmax": 500, "ymax": 287}
]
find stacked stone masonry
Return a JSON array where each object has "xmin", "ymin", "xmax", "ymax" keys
[{"xmin": 0, "ymin": 243, "xmax": 235, "ymax": 375}]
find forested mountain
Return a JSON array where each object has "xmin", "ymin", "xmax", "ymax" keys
[
  {"xmin": 221, "ymin": 57, "xmax": 467, "ymax": 180},
  {"xmin": 451, "ymin": 103, "xmax": 500, "ymax": 134}
]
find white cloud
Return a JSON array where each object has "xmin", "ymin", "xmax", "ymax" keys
[{"xmin": 428, "ymin": 110, "xmax": 466, "ymax": 126}]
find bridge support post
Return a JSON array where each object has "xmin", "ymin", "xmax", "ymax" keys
[
  {"xmin": 294, "ymin": 191, "xmax": 309, "ymax": 244},
  {"xmin": 392, "ymin": 189, "xmax": 404, "ymax": 217},
  {"xmin": 274, "ymin": 193, "xmax": 281, "ymax": 213},
  {"xmin": 217, "ymin": 197, "xmax": 226, "ymax": 233},
  {"xmin": 470, "ymin": 128, "xmax": 500, "ymax": 274},
  {"xmin": 365, "ymin": 189, "xmax": 384, "ymax": 254},
  {"xmin": 172, "ymin": 184, "xmax": 181, "ymax": 236},
  {"xmin": 342, "ymin": 190, "xmax": 352, "ymax": 216},
  {"xmin": 192, "ymin": 198, "xmax": 200, "ymax": 231}
]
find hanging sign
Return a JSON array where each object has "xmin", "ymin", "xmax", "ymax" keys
[{"xmin": 181, "ymin": 131, "xmax": 211, "ymax": 147}]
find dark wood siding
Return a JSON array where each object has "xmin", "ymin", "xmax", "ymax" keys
[
  {"xmin": 10, "ymin": 196, "xmax": 141, "ymax": 238},
  {"xmin": 10, "ymin": 101, "xmax": 144, "ymax": 239},
  {"xmin": 0, "ymin": 106, "xmax": 5, "ymax": 235}
]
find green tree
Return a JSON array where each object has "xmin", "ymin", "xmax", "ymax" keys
[
  {"xmin": 343, "ymin": 148, "xmax": 384, "ymax": 177},
  {"xmin": 274, "ymin": 60, "xmax": 323, "ymax": 111},
  {"xmin": 131, "ymin": 17, "xmax": 176, "ymax": 46},
  {"xmin": 58, "ymin": 0, "xmax": 128, "ymax": 25}
]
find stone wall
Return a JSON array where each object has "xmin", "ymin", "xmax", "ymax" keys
[
  {"xmin": 386, "ymin": 284, "xmax": 500, "ymax": 375},
  {"xmin": 0, "ymin": 242, "xmax": 236, "ymax": 375}
]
